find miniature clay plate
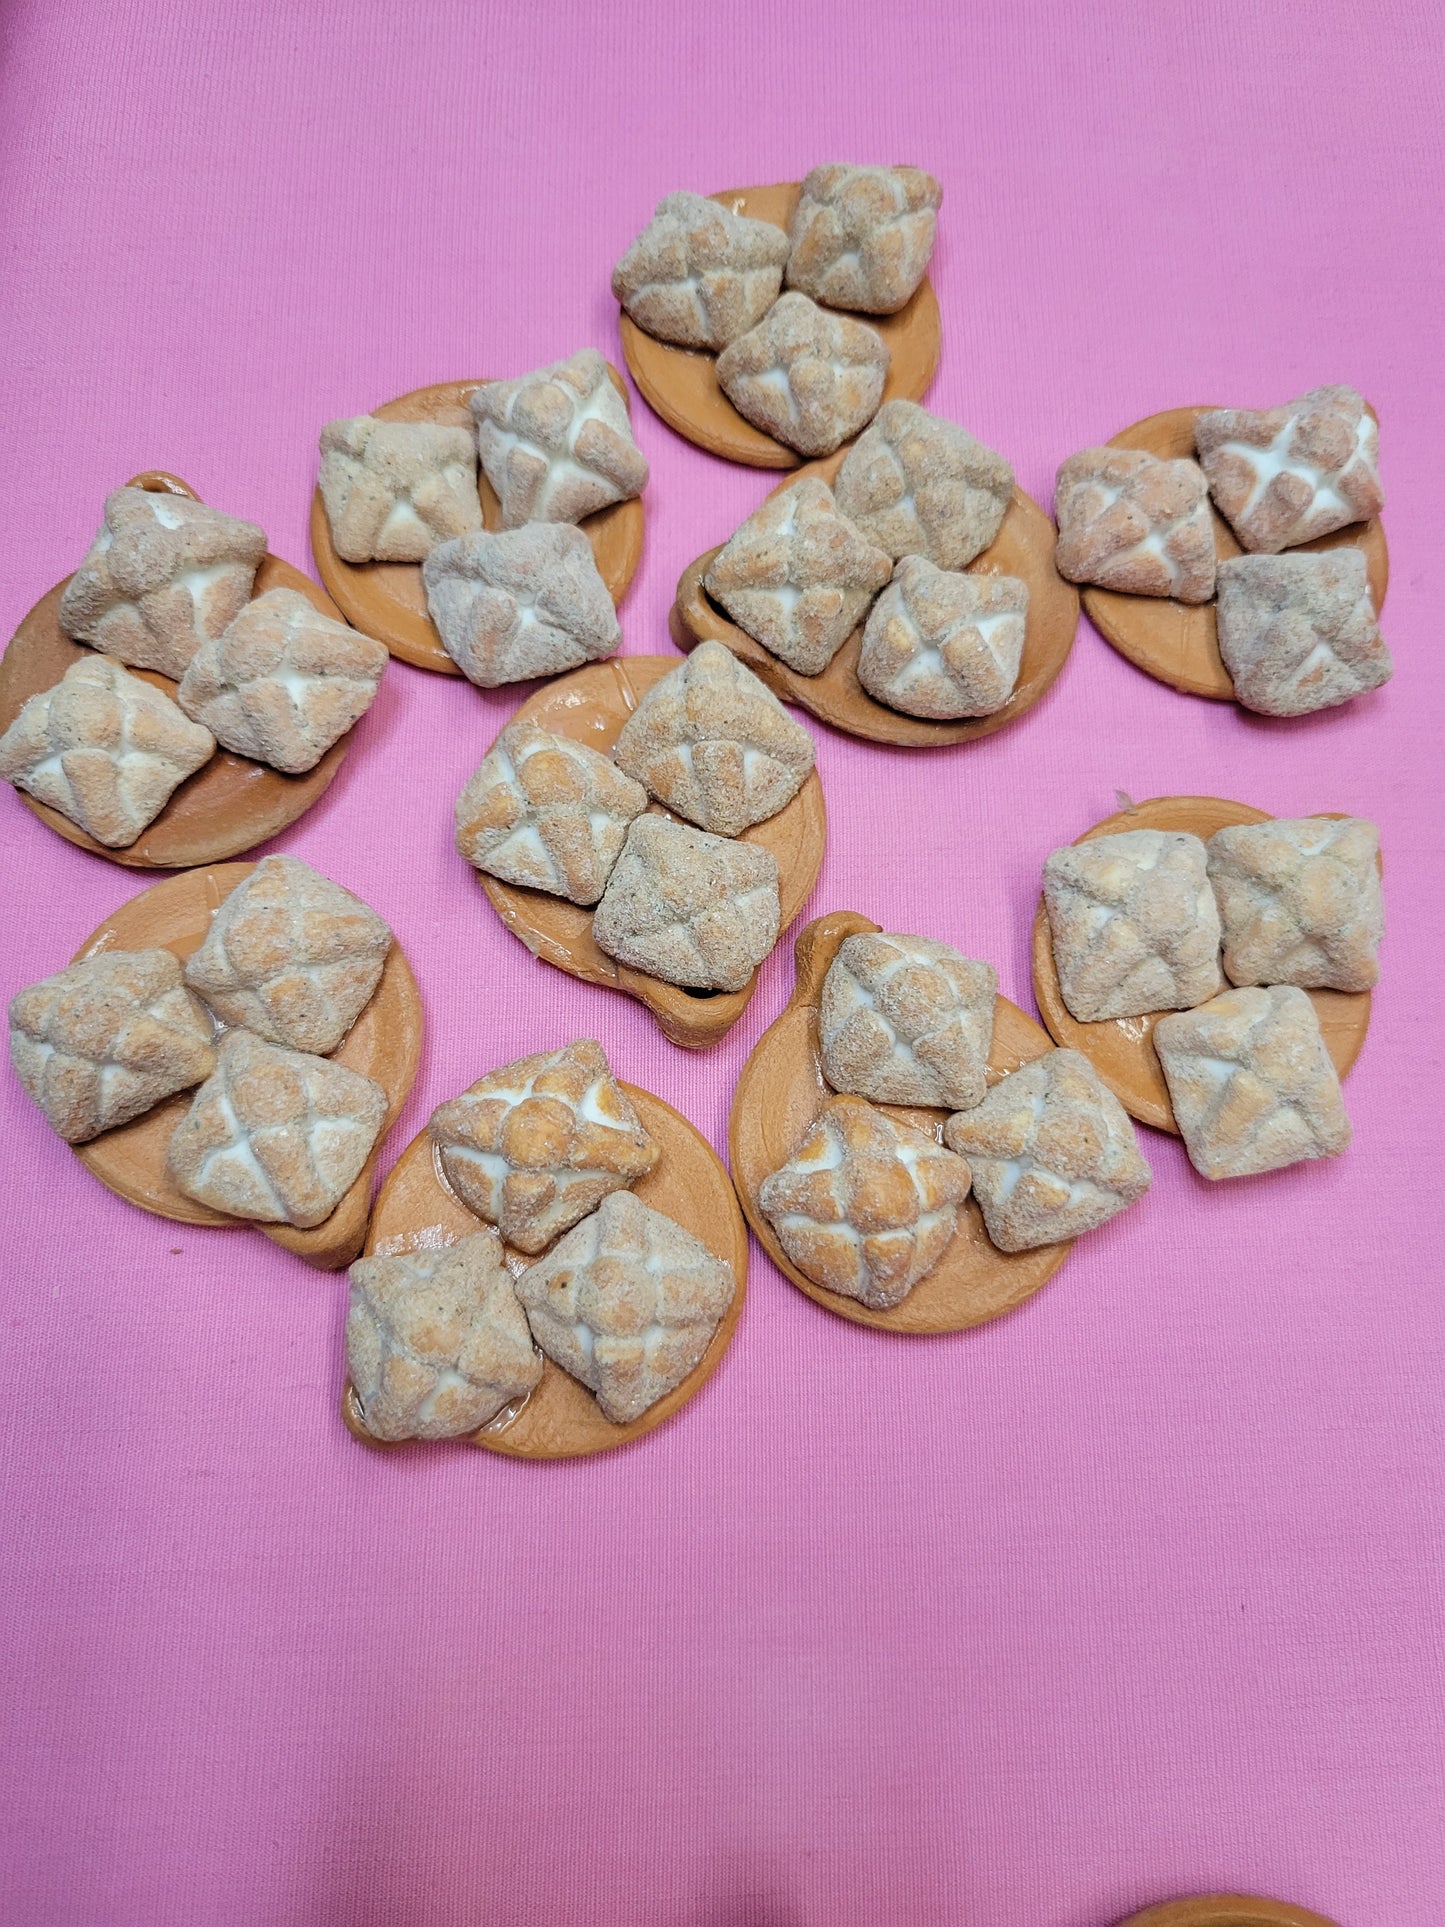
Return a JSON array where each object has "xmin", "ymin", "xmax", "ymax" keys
[
  {"xmin": 68, "ymin": 863, "xmax": 423, "ymax": 1270},
  {"xmin": 341, "ymin": 1084, "xmax": 748, "ymax": 1459},
  {"xmin": 473, "ymin": 653, "xmax": 827, "ymax": 1050},
  {"xmin": 1114, "ymin": 1899, "xmax": 1340, "ymax": 1927},
  {"xmin": 309, "ymin": 372, "xmax": 646, "ymax": 674},
  {"xmin": 1031, "ymin": 795, "xmax": 1374, "ymax": 1134},
  {"xmin": 1080, "ymin": 405, "xmax": 1389, "ymax": 701},
  {"xmin": 729, "ymin": 910, "xmax": 1072, "ymax": 1334},
  {"xmin": 672, "ymin": 449, "xmax": 1078, "ymax": 747},
  {"xmin": 618, "ymin": 182, "xmax": 942, "ymax": 469},
  {"xmin": 0, "ymin": 472, "xmax": 358, "ymax": 869}
]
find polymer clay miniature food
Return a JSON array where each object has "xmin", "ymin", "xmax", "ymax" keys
[
  {"xmin": 515, "ymin": 1190, "xmax": 735, "ymax": 1423},
  {"xmin": 9, "ymin": 948, "xmax": 215, "ymax": 1143},
  {"xmin": 1207, "ymin": 816, "xmax": 1383, "ymax": 992},
  {"xmin": 470, "ymin": 349, "xmax": 649, "ymax": 528},
  {"xmin": 347, "ymin": 1231, "xmax": 543, "ymax": 1441},
  {"xmin": 1053, "ymin": 446, "xmax": 1216, "ymax": 603},
  {"xmin": 317, "ymin": 416, "xmax": 482, "ymax": 563},
  {"xmin": 1194, "ymin": 385, "xmax": 1382, "ymax": 554},
  {"xmin": 942, "ymin": 1048, "xmax": 1151, "ymax": 1251},
  {"xmin": 704, "ymin": 478, "xmax": 892, "ymax": 675},
  {"xmin": 422, "ymin": 525, "xmax": 621, "ymax": 688},
  {"xmin": 58, "ymin": 486, "xmax": 267, "ymax": 679},
  {"xmin": 1042, "ymin": 830, "xmax": 1223, "ymax": 1023},
  {"xmin": 1214, "ymin": 550, "xmax": 1390, "ymax": 716},
  {"xmin": 1153, "ymin": 985, "xmax": 1351, "ymax": 1180},
  {"xmin": 428, "ymin": 1040, "xmax": 659, "ymax": 1256},
  {"xmin": 455, "ymin": 718, "xmax": 647, "ymax": 904},
  {"xmin": 758, "ymin": 1095, "xmax": 972, "ymax": 1309},
  {"xmin": 819, "ymin": 931, "xmax": 997, "ymax": 1110},
  {"xmin": 715, "ymin": 293, "xmax": 889, "ymax": 458},
  {"xmin": 858, "ymin": 554, "xmax": 1027, "ymax": 718},
  {"xmin": 834, "ymin": 401, "xmax": 1014, "ymax": 570},
  {"xmin": 0, "ymin": 656, "xmax": 215, "ymax": 847},
  {"xmin": 612, "ymin": 641, "xmax": 816, "ymax": 836},
  {"xmin": 591, "ymin": 815, "xmax": 781, "ymax": 992},
  {"xmin": 612, "ymin": 191, "xmax": 791, "ymax": 349},
  {"xmin": 786, "ymin": 165, "xmax": 942, "ymax": 315}
]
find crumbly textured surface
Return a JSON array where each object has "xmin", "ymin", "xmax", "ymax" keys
[
  {"xmin": 183, "ymin": 855, "xmax": 392, "ymax": 1056},
  {"xmin": 428, "ymin": 1040, "xmax": 659, "ymax": 1256},
  {"xmin": 612, "ymin": 641, "xmax": 816, "ymax": 836},
  {"xmin": 704, "ymin": 477, "xmax": 892, "ymax": 676},
  {"xmin": 943, "ymin": 1048, "xmax": 1151, "ymax": 1252},
  {"xmin": 176, "ymin": 587, "xmax": 387, "ymax": 774},
  {"xmin": 834, "ymin": 401, "xmax": 1015, "ymax": 570},
  {"xmin": 1194, "ymin": 385, "xmax": 1383, "ymax": 553},
  {"xmin": 0, "ymin": 655, "xmax": 215, "ymax": 847},
  {"xmin": 318, "ymin": 416, "xmax": 482, "ymax": 564},
  {"xmin": 858, "ymin": 554, "xmax": 1027, "ymax": 718},
  {"xmin": 714, "ymin": 293, "xmax": 889, "ymax": 457},
  {"xmin": 1054, "ymin": 446, "xmax": 1216, "ymax": 603},
  {"xmin": 1215, "ymin": 549, "xmax": 1391, "ymax": 717},
  {"xmin": 455, "ymin": 718, "xmax": 647, "ymax": 905},
  {"xmin": 819, "ymin": 931, "xmax": 998, "ymax": 1110},
  {"xmin": 422, "ymin": 524, "xmax": 620, "ymax": 688},
  {"xmin": 347, "ymin": 1232, "xmax": 543, "ymax": 1441},
  {"xmin": 58, "ymin": 487, "xmax": 267, "ymax": 679},
  {"xmin": 470, "ymin": 350, "xmax": 648, "ymax": 528},
  {"xmin": 758, "ymin": 1095, "xmax": 972, "ymax": 1309},
  {"xmin": 785, "ymin": 164, "xmax": 942, "ymax": 315},
  {"xmin": 9, "ymin": 947, "xmax": 215, "ymax": 1143},
  {"xmin": 515, "ymin": 1190, "xmax": 735, "ymax": 1424},
  {"xmin": 1154, "ymin": 984, "xmax": 1352, "ymax": 1180},
  {"xmin": 1043, "ymin": 829, "xmax": 1223, "ymax": 1023},
  {"xmin": 167, "ymin": 1028, "xmax": 387, "ymax": 1227},
  {"xmin": 591, "ymin": 815, "xmax": 781, "ymax": 992},
  {"xmin": 612, "ymin": 191, "xmax": 790, "ymax": 349},
  {"xmin": 1208, "ymin": 816, "xmax": 1383, "ymax": 993}
]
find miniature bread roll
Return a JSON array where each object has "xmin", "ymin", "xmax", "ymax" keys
[
  {"xmin": 819, "ymin": 931, "xmax": 997, "ymax": 1111},
  {"xmin": 858, "ymin": 555, "xmax": 1027, "ymax": 718},
  {"xmin": 470, "ymin": 350, "xmax": 648, "ymax": 529},
  {"xmin": 422, "ymin": 525, "xmax": 621, "ymax": 688},
  {"xmin": 318, "ymin": 417, "xmax": 483, "ymax": 564},
  {"xmin": 1053, "ymin": 446, "xmax": 1216, "ymax": 603},
  {"xmin": 834, "ymin": 401, "xmax": 1014, "ymax": 571},
  {"xmin": 786, "ymin": 164, "xmax": 942, "ymax": 315},
  {"xmin": 591, "ymin": 816, "xmax": 781, "ymax": 993},
  {"xmin": 1194, "ymin": 385, "xmax": 1382, "ymax": 554},
  {"xmin": 1207, "ymin": 815, "xmax": 1383, "ymax": 993},
  {"xmin": 612, "ymin": 190, "xmax": 790, "ymax": 349},
  {"xmin": 715, "ymin": 293, "xmax": 889, "ymax": 458},
  {"xmin": 1214, "ymin": 550, "xmax": 1391, "ymax": 717}
]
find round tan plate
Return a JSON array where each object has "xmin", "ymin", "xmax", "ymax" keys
[
  {"xmin": 341, "ymin": 1084, "xmax": 748, "ymax": 1458},
  {"xmin": 1115, "ymin": 1898, "xmax": 1340, "ymax": 1927},
  {"xmin": 1081, "ymin": 405, "xmax": 1389, "ymax": 701},
  {"xmin": 309, "ymin": 372, "xmax": 646, "ymax": 674},
  {"xmin": 1031, "ymin": 796, "xmax": 1374, "ymax": 1133},
  {"xmin": 618, "ymin": 182, "xmax": 942, "ymax": 469},
  {"xmin": 730, "ymin": 910, "xmax": 1072, "ymax": 1333},
  {"xmin": 0, "ymin": 472, "xmax": 356, "ymax": 868},
  {"xmin": 474, "ymin": 654, "xmax": 826, "ymax": 1050},
  {"xmin": 672, "ymin": 451, "xmax": 1078, "ymax": 746},
  {"xmin": 69, "ymin": 863, "xmax": 423, "ymax": 1269}
]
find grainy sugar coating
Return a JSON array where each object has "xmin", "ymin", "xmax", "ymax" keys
[
  {"xmin": 470, "ymin": 350, "xmax": 648, "ymax": 528},
  {"xmin": 428, "ymin": 1040, "xmax": 659, "ymax": 1256},
  {"xmin": 1054, "ymin": 446, "xmax": 1216, "ymax": 602},
  {"xmin": 183, "ymin": 855, "xmax": 392, "ymax": 1056},
  {"xmin": 1154, "ymin": 985, "xmax": 1351, "ymax": 1180},
  {"xmin": 515, "ymin": 1191, "xmax": 735, "ymax": 1424},
  {"xmin": 167, "ymin": 1029, "xmax": 387, "ymax": 1227},
  {"xmin": 943, "ymin": 1048, "xmax": 1151, "ymax": 1252},
  {"xmin": 318, "ymin": 417, "xmax": 482, "ymax": 564},
  {"xmin": 58, "ymin": 487, "xmax": 267, "ymax": 679},
  {"xmin": 422, "ymin": 525, "xmax": 620, "ymax": 688},
  {"xmin": 9, "ymin": 948, "xmax": 215, "ymax": 1143},
  {"xmin": 612, "ymin": 191, "xmax": 790, "ymax": 349},
  {"xmin": 819, "ymin": 932, "xmax": 997, "ymax": 1111},
  {"xmin": 1215, "ymin": 550, "xmax": 1390, "ymax": 717},
  {"xmin": 1194, "ymin": 385, "xmax": 1383, "ymax": 553},
  {"xmin": 786, "ymin": 164, "xmax": 942, "ymax": 315},
  {"xmin": 759, "ymin": 1095, "xmax": 972, "ymax": 1309},
  {"xmin": 834, "ymin": 401, "xmax": 1015, "ymax": 570},
  {"xmin": 591, "ymin": 816, "xmax": 781, "ymax": 992},
  {"xmin": 1207, "ymin": 816, "xmax": 1383, "ymax": 993},
  {"xmin": 612, "ymin": 641, "xmax": 816, "ymax": 836},
  {"xmin": 0, "ymin": 656, "xmax": 215, "ymax": 848},
  {"xmin": 715, "ymin": 293, "xmax": 889, "ymax": 457},
  {"xmin": 347, "ymin": 1232, "xmax": 543, "ymax": 1441},
  {"xmin": 455, "ymin": 719, "xmax": 647, "ymax": 905},
  {"xmin": 1043, "ymin": 829, "xmax": 1223, "ymax": 1024},
  {"xmin": 858, "ymin": 554, "xmax": 1027, "ymax": 718},
  {"xmin": 704, "ymin": 477, "xmax": 892, "ymax": 676}
]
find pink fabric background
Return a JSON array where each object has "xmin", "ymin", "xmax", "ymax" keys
[{"xmin": 1, "ymin": 3, "xmax": 1441, "ymax": 1922}]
